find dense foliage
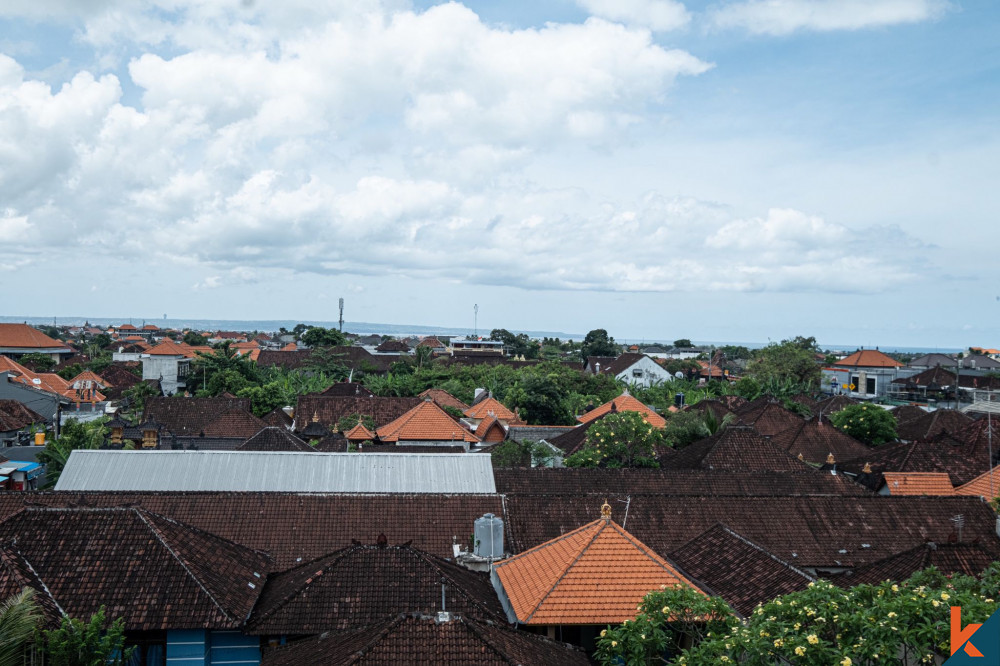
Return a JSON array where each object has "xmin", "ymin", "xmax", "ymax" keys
[
  {"xmin": 489, "ymin": 439, "xmax": 556, "ymax": 468},
  {"xmin": 0, "ymin": 590, "xmax": 43, "ymax": 666},
  {"xmin": 38, "ymin": 607, "xmax": 133, "ymax": 666},
  {"xmin": 37, "ymin": 418, "xmax": 108, "ymax": 489},
  {"xmin": 581, "ymin": 329, "xmax": 620, "ymax": 359},
  {"xmin": 564, "ymin": 411, "xmax": 662, "ymax": 468},
  {"xmin": 597, "ymin": 565, "xmax": 1000, "ymax": 666},
  {"xmin": 830, "ymin": 403, "xmax": 898, "ymax": 446},
  {"xmin": 746, "ymin": 337, "xmax": 822, "ymax": 388}
]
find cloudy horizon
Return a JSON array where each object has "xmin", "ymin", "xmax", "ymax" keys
[{"xmin": 1, "ymin": 0, "xmax": 997, "ymax": 348}]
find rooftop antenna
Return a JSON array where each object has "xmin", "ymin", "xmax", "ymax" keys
[
  {"xmin": 616, "ymin": 496, "xmax": 631, "ymax": 530},
  {"xmin": 338, "ymin": 298, "xmax": 344, "ymax": 333},
  {"xmin": 474, "ymin": 304, "xmax": 479, "ymax": 339},
  {"xmin": 951, "ymin": 514, "xmax": 965, "ymax": 542}
]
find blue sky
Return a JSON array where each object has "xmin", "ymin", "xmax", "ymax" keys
[{"xmin": 0, "ymin": 0, "xmax": 997, "ymax": 347}]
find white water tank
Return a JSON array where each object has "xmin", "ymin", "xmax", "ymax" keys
[{"xmin": 474, "ymin": 513, "xmax": 504, "ymax": 559}]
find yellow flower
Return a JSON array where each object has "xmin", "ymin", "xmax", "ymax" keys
[
  {"xmin": 720, "ymin": 658, "xmax": 730, "ymax": 663},
  {"xmin": 600, "ymin": 630, "xmax": 606, "ymax": 637},
  {"xmin": 795, "ymin": 646, "xmax": 806, "ymax": 656},
  {"xmin": 932, "ymin": 600, "xmax": 940, "ymax": 607},
  {"xmin": 891, "ymin": 585, "xmax": 899, "ymax": 592},
  {"xmin": 611, "ymin": 641, "xmax": 617, "ymax": 647},
  {"xmin": 807, "ymin": 634, "xmax": 819, "ymax": 645},
  {"xmin": 841, "ymin": 659, "xmax": 852, "ymax": 666},
  {"xmin": 887, "ymin": 612, "xmax": 897, "ymax": 618},
  {"xmin": 640, "ymin": 634, "xmax": 645, "ymax": 640},
  {"xmin": 662, "ymin": 606, "xmax": 669, "ymax": 613},
  {"xmin": 941, "ymin": 592, "xmax": 950, "ymax": 601},
  {"xmin": 774, "ymin": 639, "xmax": 784, "ymax": 648}
]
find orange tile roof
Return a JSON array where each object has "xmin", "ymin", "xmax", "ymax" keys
[
  {"xmin": 577, "ymin": 393, "xmax": 666, "ymax": 427},
  {"xmin": 146, "ymin": 339, "xmax": 193, "ymax": 357},
  {"xmin": 954, "ymin": 467, "xmax": 1000, "ymax": 500},
  {"xmin": 69, "ymin": 370, "xmax": 110, "ymax": 388},
  {"xmin": 493, "ymin": 510, "xmax": 704, "ymax": 625},
  {"xmin": 0, "ymin": 324, "xmax": 69, "ymax": 350},
  {"xmin": 464, "ymin": 397, "xmax": 517, "ymax": 421},
  {"xmin": 344, "ymin": 423, "xmax": 375, "ymax": 441},
  {"xmin": 0, "ymin": 356, "xmax": 75, "ymax": 399},
  {"xmin": 377, "ymin": 400, "xmax": 480, "ymax": 443},
  {"xmin": 475, "ymin": 416, "xmax": 506, "ymax": 441},
  {"xmin": 280, "ymin": 342, "xmax": 297, "ymax": 352},
  {"xmin": 117, "ymin": 324, "xmax": 137, "ymax": 330},
  {"xmin": 834, "ymin": 349, "xmax": 903, "ymax": 368},
  {"xmin": 882, "ymin": 472, "xmax": 954, "ymax": 496}
]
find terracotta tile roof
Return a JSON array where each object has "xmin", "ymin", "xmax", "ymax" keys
[
  {"xmin": 247, "ymin": 543, "xmax": 505, "ymax": 634},
  {"xmin": 260, "ymin": 614, "xmax": 592, "ymax": 666},
  {"xmin": 832, "ymin": 542, "xmax": 998, "ymax": 586},
  {"xmin": 145, "ymin": 339, "xmax": 192, "ymax": 357},
  {"xmin": 669, "ymin": 524, "xmax": 815, "ymax": 616},
  {"xmin": 501, "ymin": 494, "xmax": 1000, "ymax": 569},
  {"xmin": 0, "ymin": 493, "xmax": 503, "ymax": 569},
  {"xmin": 464, "ymin": 397, "xmax": 517, "ymax": 421},
  {"xmin": 0, "ymin": 400, "xmax": 45, "ymax": 432},
  {"xmin": 896, "ymin": 409, "xmax": 973, "ymax": 442},
  {"xmin": 834, "ymin": 349, "xmax": 903, "ymax": 368},
  {"xmin": 279, "ymin": 342, "xmax": 297, "ymax": 351},
  {"xmin": 734, "ymin": 399, "xmax": 805, "ymax": 436},
  {"xmin": 0, "ymin": 507, "xmax": 269, "ymax": 630},
  {"xmin": 662, "ymin": 425, "xmax": 813, "ymax": 472},
  {"xmin": 0, "ymin": 543, "xmax": 64, "ymax": 626},
  {"xmin": 882, "ymin": 472, "xmax": 955, "ymax": 496},
  {"xmin": 0, "ymin": 324, "xmax": 69, "ymax": 351},
  {"xmin": 344, "ymin": 423, "xmax": 375, "ymax": 441},
  {"xmin": 321, "ymin": 382, "xmax": 375, "ymax": 397},
  {"xmin": 235, "ymin": 427, "xmax": 314, "ymax": 452},
  {"xmin": 577, "ymin": 393, "xmax": 666, "ymax": 427},
  {"xmin": 475, "ymin": 416, "xmax": 506, "ymax": 442},
  {"xmin": 117, "ymin": 324, "xmax": 137, "ymax": 331},
  {"xmin": 418, "ymin": 388, "xmax": 469, "ymax": 411},
  {"xmin": 493, "ymin": 511, "xmax": 705, "ymax": 625},
  {"xmin": 377, "ymin": 401, "xmax": 479, "ymax": 443},
  {"xmin": 769, "ymin": 416, "xmax": 872, "ymax": 464},
  {"xmin": 954, "ymin": 467, "xmax": 1000, "ymax": 499},
  {"xmin": 0, "ymin": 356, "xmax": 74, "ymax": 400},
  {"xmin": 417, "ymin": 336, "xmax": 445, "ymax": 348},
  {"xmin": 143, "ymin": 396, "xmax": 253, "ymax": 436}
]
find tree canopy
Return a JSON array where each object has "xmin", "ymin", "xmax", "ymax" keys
[
  {"xmin": 581, "ymin": 329, "xmax": 620, "ymax": 359},
  {"xmin": 746, "ymin": 337, "xmax": 822, "ymax": 388},
  {"xmin": 489, "ymin": 329, "xmax": 539, "ymax": 359},
  {"xmin": 830, "ymin": 403, "xmax": 898, "ymax": 446},
  {"xmin": 565, "ymin": 411, "xmax": 662, "ymax": 468},
  {"xmin": 300, "ymin": 326, "xmax": 347, "ymax": 348}
]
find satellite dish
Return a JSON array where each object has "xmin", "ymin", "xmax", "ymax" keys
[{"xmin": 674, "ymin": 372, "xmax": 684, "ymax": 379}]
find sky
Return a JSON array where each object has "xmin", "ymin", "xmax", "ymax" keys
[{"xmin": 0, "ymin": 0, "xmax": 998, "ymax": 347}]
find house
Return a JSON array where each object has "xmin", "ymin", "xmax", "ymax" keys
[
  {"xmin": 374, "ymin": 338, "xmax": 411, "ymax": 354},
  {"xmin": 660, "ymin": 425, "xmax": 815, "ymax": 472},
  {"xmin": 577, "ymin": 391, "xmax": 666, "ymax": 427},
  {"xmin": 449, "ymin": 336, "xmax": 505, "ymax": 356},
  {"xmin": 0, "ymin": 400, "xmax": 45, "ymax": 446},
  {"xmin": 141, "ymin": 339, "xmax": 196, "ymax": 395},
  {"xmin": 491, "ymin": 501, "xmax": 707, "ymax": 648},
  {"xmin": 463, "ymin": 395, "xmax": 521, "ymax": 428},
  {"xmin": 586, "ymin": 352, "xmax": 673, "ymax": 388},
  {"xmin": 906, "ymin": 353, "xmax": 959, "ymax": 370},
  {"xmin": 823, "ymin": 348, "xmax": 904, "ymax": 398},
  {"xmin": 769, "ymin": 416, "xmax": 872, "ymax": 465},
  {"xmin": 0, "ymin": 324, "xmax": 73, "ymax": 363},
  {"xmin": 293, "ymin": 395, "xmax": 421, "ymax": 434},
  {"xmin": 376, "ymin": 400, "xmax": 481, "ymax": 449}
]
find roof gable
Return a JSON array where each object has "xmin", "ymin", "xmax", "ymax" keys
[
  {"xmin": 236, "ymin": 427, "xmax": 314, "ymax": 452},
  {"xmin": 0, "ymin": 324, "xmax": 68, "ymax": 350},
  {"xmin": 662, "ymin": 425, "xmax": 813, "ymax": 472},
  {"xmin": 834, "ymin": 349, "xmax": 903, "ymax": 368},
  {"xmin": 577, "ymin": 393, "xmax": 666, "ymax": 427},
  {"xmin": 377, "ymin": 401, "xmax": 480, "ymax": 443},
  {"xmin": 464, "ymin": 397, "xmax": 516, "ymax": 421}
]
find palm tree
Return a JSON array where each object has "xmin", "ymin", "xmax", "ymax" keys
[{"xmin": 0, "ymin": 589, "xmax": 43, "ymax": 666}]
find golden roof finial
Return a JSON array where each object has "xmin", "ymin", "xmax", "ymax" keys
[
  {"xmin": 600, "ymin": 499, "xmax": 612, "ymax": 520},
  {"xmin": 797, "ymin": 453, "xmax": 804, "ymax": 461},
  {"xmin": 862, "ymin": 462, "xmax": 872, "ymax": 474},
  {"xmin": 826, "ymin": 453, "xmax": 836, "ymax": 465},
  {"xmin": 312, "ymin": 412, "xmax": 319, "ymax": 423}
]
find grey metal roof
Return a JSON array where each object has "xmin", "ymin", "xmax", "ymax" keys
[{"xmin": 55, "ymin": 451, "xmax": 496, "ymax": 493}]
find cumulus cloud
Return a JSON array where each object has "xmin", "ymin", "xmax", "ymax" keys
[
  {"xmin": 576, "ymin": 0, "xmax": 691, "ymax": 32},
  {"xmin": 708, "ymin": 0, "xmax": 951, "ymax": 35}
]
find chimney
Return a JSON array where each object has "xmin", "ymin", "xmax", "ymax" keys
[{"xmin": 595, "ymin": 362, "xmax": 601, "ymax": 374}]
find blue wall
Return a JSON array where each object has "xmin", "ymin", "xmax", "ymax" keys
[{"xmin": 166, "ymin": 630, "xmax": 260, "ymax": 666}]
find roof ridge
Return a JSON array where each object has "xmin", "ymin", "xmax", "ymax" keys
[
  {"xmin": 523, "ymin": 520, "xmax": 607, "ymax": 623},
  {"xmin": 714, "ymin": 524, "xmax": 816, "ymax": 583},
  {"xmin": 348, "ymin": 614, "xmax": 407, "ymax": 664},
  {"xmin": 0, "ymin": 542, "xmax": 67, "ymax": 619},
  {"xmin": 413, "ymin": 549, "xmax": 503, "ymax": 621},
  {"xmin": 607, "ymin": 522, "xmax": 704, "ymax": 590},
  {"xmin": 251, "ymin": 548, "xmax": 351, "ymax": 627},
  {"xmin": 459, "ymin": 616, "xmax": 520, "ymax": 666}
]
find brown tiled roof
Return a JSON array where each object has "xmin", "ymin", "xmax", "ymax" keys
[
  {"xmin": 501, "ymin": 494, "xmax": 1000, "ymax": 568},
  {"xmin": 892, "ymin": 365, "xmax": 957, "ymax": 389},
  {"xmin": 832, "ymin": 542, "xmax": 997, "ymax": 586},
  {"xmin": 0, "ymin": 493, "xmax": 504, "ymax": 569},
  {"xmin": 375, "ymin": 339, "xmax": 411, "ymax": 353},
  {"xmin": 839, "ymin": 439, "xmax": 988, "ymax": 490},
  {"xmin": 247, "ymin": 543, "xmax": 505, "ymax": 634},
  {"xmin": 417, "ymin": 337, "xmax": 445, "ymax": 348},
  {"xmin": 418, "ymin": 388, "xmax": 469, "ymax": 411},
  {"xmin": 882, "ymin": 472, "xmax": 954, "ymax": 496},
  {"xmin": 0, "ymin": 543, "xmax": 63, "ymax": 625},
  {"xmin": 492, "ymin": 468, "xmax": 870, "ymax": 497},
  {"xmin": 813, "ymin": 395, "xmax": 858, "ymax": 416},
  {"xmin": 585, "ymin": 356, "xmax": 617, "ymax": 373},
  {"xmin": 261, "ymin": 408, "xmax": 293, "ymax": 428},
  {"xmin": 600, "ymin": 352, "xmax": 648, "ymax": 376},
  {"xmin": 475, "ymin": 416, "xmax": 506, "ymax": 442},
  {"xmin": 0, "ymin": 324, "xmax": 69, "ymax": 350},
  {"xmin": 577, "ymin": 393, "xmax": 666, "ymax": 427},
  {"xmin": 735, "ymin": 400, "xmax": 805, "ymax": 436},
  {"xmin": 260, "ymin": 614, "xmax": 591, "ymax": 666},
  {"xmin": 321, "ymin": 382, "xmax": 375, "ymax": 397},
  {"xmin": 377, "ymin": 401, "xmax": 480, "ymax": 443},
  {"xmin": 891, "ymin": 404, "xmax": 929, "ymax": 425},
  {"xmin": 0, "ymin": 400, "xmax": 44, "ymax": 432},
  {"xmin": 949, "ymin": 418, "xmax": 1000, "ymax": 466},
  {"xmin": 539, "ymin": 420, "xmax": 600, "ymax": 456},
  {"xmin": 235, "ymin": 427, "xmax": 314, "ymax": 452},
  {"xmin": 0, "ymin": 507, "xmax": 269, "ymax": 630},
  {"xmin": 834, "ymin": 349, "xmax": 903, "ymax": 368},
  {"xmin": 896, "ymin": 409, "xmax": 973, "ymax": 442},
  {"xmin": 199, "ymin": 408, "xmax": 269, "ymax": 439},
  {"xmin": 295, "ymin": 396, "xmax": 421, "ymax": 432},
  {"xmin": 669, "ymin": 524, "xmax": 814, "ymax": 616},
  {"xmin": 954, "ymin": 467, "xmax": 1000, "ymax": 499},
  {"xmin": 661, "ymin": 426, "xmax": 813, "ymax": 472},
  {"xmin": 769, "ymin": 416, "xmax": 872, "ymax": 465},
  {"xmin": 144, "ymin": 396, "xmax": 253, "ymax": 436},
  {"xmin": 493, "ymin": 514, "xmax": 705, "ymax": 625},
  {"xmin": 464, "ymin": 397, "xmax": 517, "ymax": 421}
]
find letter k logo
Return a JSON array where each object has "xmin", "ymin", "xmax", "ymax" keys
[{"xmin": 952, "ymin": 607, "xmax": 985, "ymax": 657}]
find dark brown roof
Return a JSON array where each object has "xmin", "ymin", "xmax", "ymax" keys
[
  {"xmin": 669, "ymin": 524, "xmax": 814, "ymax": 616},
  {"xmin": 294, "ymin": 396, "xmax": 422, "ymax": 432},
  {"xmin": 144, "ymin": 396, "xmax": 252, "ymax": 436},
  {"xmin": 896, "ymin": 409, "xmax": 973, "ymax": 442},
  {"xmin": 260, "ymin": 614, "xmax": 591, "ymax": 666},
  {"xmin": 247, "ymin": 543, "xmax": 505, "ymax": 634},
  {"xmin": 492, "ymin": 468, "xmax": 869, "ymax": 496},
  {"xmin": 735, "ymin": 400, "xmax": 805, "ymax": 436},
  {"xmin": 661, "ymin": 425, "xmax": 813, "ymax": 472},
  {"xmin": 200, "ymin": 408, "xmax": 269, "ymax": 438},
  {"xmin": 601, "ymin": 352, "xmax": 647, "ymax": 376},
  {"xmin": 840, "ymin": 439, "xmax": 989, "ymax": 489},
  {"xmin": 950, "ymin": 418, "xmax": 1000, "ymax": 465},
  {"xmin": 418, "ymin": 388, "xmax": 470, "ymax": 412},
  {"xmin": 0, "ymin": 507, "xmax": 269, "ymax": 630},
  {"xmin": 831, "ymin": 542, "xmax": 998, "ymax": 586},
  {"xmin": 375, "ymin": 339, "xmax": 411, "ymax": 353},
  {"xmin": 0, "ymin": 543, "xmax": 63, "ymax": 625},
  {"xmin": 321, "ymin": 382, "xmax": 375, "ymax": 397},
  {"xmin": 544, "ymin": 419, "xmax": 601, "ymax": 456},
  {"xmin": 235, "ymin": 427, "xmax": 314, "ymax": 452},
  {"xmin": 0, "ymin": 493, "xmax": 503, "ymax": 569},
  {"xmin": 585, "ymin": 356, "xmax": 617, "ymax": 373},
  {"xmin": 892, "ymin": 365, "xmax": 957, "ymax": 389},
  {"xmin": 501, "ymin": 494, "xmax": 1000, "ymax": 568},
  {"xmin": 0, "ymin": 400, "xmax": 44, "ymax": 432},
  {"xmin": 769, "ymin": 416, "xmax": 872, "ymax": 465},
  {"xmin": 891, "ymin": 404, "xmax": 928, "ymax": 425},
  {"xmin": 257, "ymin": 348, "xmax": 394, "ymax": 373},
  {"xmin": 262, "ymin": 408, "xmax": 294, "ymax": 428},
  {"xmin": 813, "ymin": 395, "xmax": 858, "ymax": 416}
]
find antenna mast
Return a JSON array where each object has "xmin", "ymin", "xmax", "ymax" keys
[
  {"xmin": 474, "ymin": 304, "xmax": 479, "ymax": 339},
  {"xmin": 338, "ymin": 298, "xmax": 344, "ymax": 332}
]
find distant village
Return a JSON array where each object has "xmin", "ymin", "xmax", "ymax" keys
[{"xmin": 0, "ymin": 319, "xmax": 997, "ymax": 664}]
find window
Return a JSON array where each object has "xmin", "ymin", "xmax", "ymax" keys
[
  {"xmin": 632, "ymin": 369, "xmax": 644, "ymax": 377},
  {"xmin": 866, "ymin": 376, "xmax": 877, "ymax": 395}
]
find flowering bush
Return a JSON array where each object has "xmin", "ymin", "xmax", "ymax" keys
[
  {"xmin": 564, "ymin": 410, "xmax": 663, "ymax": 468},
  {"xmin": 596, "ymin": 563, "xmax": 1000, "ymax": 665},
  {"xmin": 830, "ymin": 403, "xmax": 897, "ymax": 446}
]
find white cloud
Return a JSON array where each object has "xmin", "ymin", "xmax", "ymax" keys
[
  {"xmin": 708, "ymin": 0, "xmax": 951, "ymax": 35},
  {"xmin": 576, "ymin": 0, "xmax": 691, "ymax": 32}
]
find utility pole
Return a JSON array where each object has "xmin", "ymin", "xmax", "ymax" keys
[
  {"xmin": 474, "ymin": 304, "xmax": 479, "ymax": 339},
  {"xmin": 338, "ymin": 298, "xmax": 344, "ymax": 333}
]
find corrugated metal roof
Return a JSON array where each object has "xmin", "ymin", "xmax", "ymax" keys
[{"xmin": 55, "ymin": 451, "xmax": 496, "ymax": 493}]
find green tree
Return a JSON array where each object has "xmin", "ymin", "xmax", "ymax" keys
[
  {"xmin": 490, "ymin": 440, "xmax": 555, "ymax": 468},
  {"xmin": 830, "ymin": 403, "xmax": 897, "ymax": 446},
  {"xmin": 581, "ymin": 329, "xmax": 620, "ymax": 359},
  {"xmin": 565, "ymin": 411, "xmax": 662, "ymax": 468},
  {"xmin": 489, "ymin": 329, "xmax": 539, "ymax": 359},
  {"xmin": 56, "ymin": 364, "xmax": 84, "ymax": 381},
  {"xmin": 38, "ymin": 607, "xmax": 134, "ymax": 666},
  {"xmin": 504, "ymin": 374, "xmax": 572, "ymax": 425},
  {"xmin": 300, "ymin": 327, "xmax": 347, "ymax": 348},
  {"xmin": 37, "ymin": 418, "xmax": 108, "ymax": 489},
  {"xmin": 746, "ymin": 337, "xmax": 822, "ymax": 388},
  {"xmin": 336, "ymin": 413, "xmax": 375, "ymax": 433},
  {"xmin": 0, "ymin": 589, "xmax": 44, "ymax": 666},
  {"xmin": 18, "ymin": 353, "xmax": 56, "ymax": 373},
  {"xmin": 662, "ymin": 409, "xmax": 733, "ymax": 449},
  {"xmin": 673, "ymin": 338, "xmax": 693, "ymax": 348},
  {"xmin": 93, "ymin": 333, "xmax": 112, "ymax": 350},
  {"xmin": 122, "ymin": 382, "xmax": 159, "ymax": 418},
  {"xmin": 188, "ymin": 342, "xmax": 260, "ymax": 396},
  {"xmin": 182, "ymin": 331, "xmax": 208, "ymax": 346}
]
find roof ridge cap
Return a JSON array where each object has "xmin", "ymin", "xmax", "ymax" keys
[
  {"xmin": 250, "ymin": 548, "xmax": 351, "ymax": 627},
  {"xmin": 350, "ymin": 615, "xmax": 407, "ymax": 664},
  {"xmin": 0, "ymin": 543, "xmax": 68, "ymax": 619},
  {"xmin": 523, "ymin": 520, "xmax": 607, "ymax": 623},
  {"xmin": 460, "ymin": 616, "xmax": 520, "ymax": 665},
  {"xmin": 608, "ymin": 521, "xmax": 705, "ymax": 590},
  {"xmin": 714, "ymin": 525, "xmax": 816, "ymax": 582}
]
